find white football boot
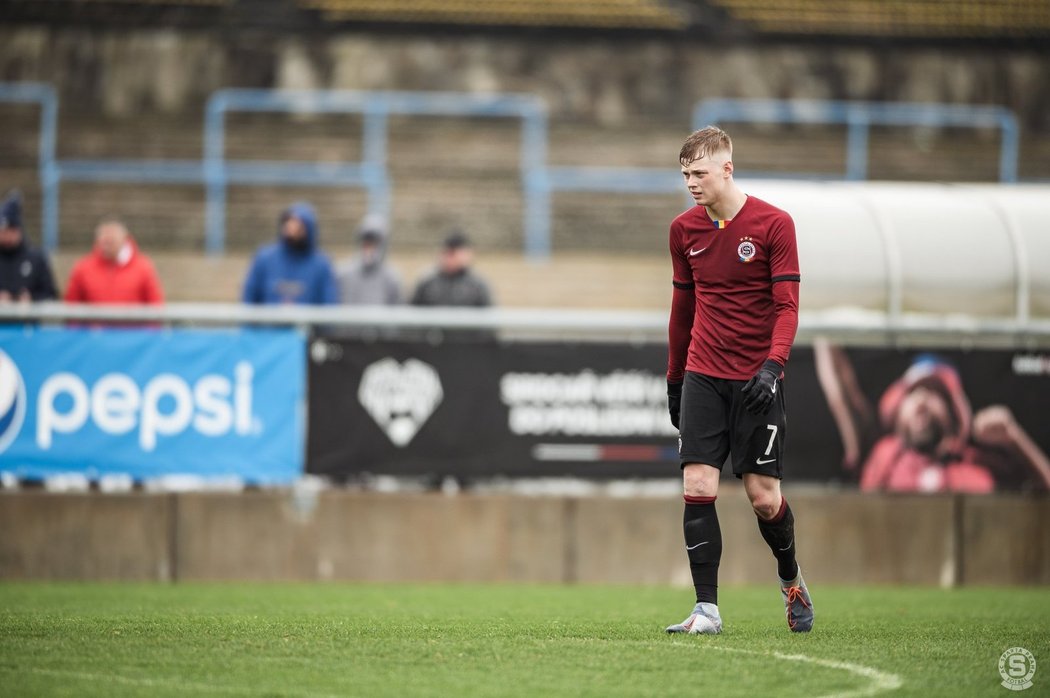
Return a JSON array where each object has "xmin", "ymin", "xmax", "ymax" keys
[{"xmin": 665, "ymin": 602, "xmax": 723, "ymax": 635}]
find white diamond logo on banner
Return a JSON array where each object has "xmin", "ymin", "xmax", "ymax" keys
[{"xmin": 357, "ymin": 358, "xmax": 444, "ymax": 447}]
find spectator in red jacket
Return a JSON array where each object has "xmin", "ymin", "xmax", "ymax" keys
[{"xmin": 64, "ymin": 217, "xmax": 164, "ymax": 305}]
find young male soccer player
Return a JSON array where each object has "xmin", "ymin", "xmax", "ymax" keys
[{"xmin": 664, "ymin": 126, "xmax": 813, "ymax": 634}]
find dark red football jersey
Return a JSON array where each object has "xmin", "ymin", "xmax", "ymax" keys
[{"xmin": 667, "ymin": 195, "xmax": 800, "ymax": 382}]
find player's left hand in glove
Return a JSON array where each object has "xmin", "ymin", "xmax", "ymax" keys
[
  {"xmin": 741, "ymin": 359, "xmax": 783, "ymax": 415},
  {"xmin": 667, "ymin": 381, "xmax": 683, "ymax": 429}
]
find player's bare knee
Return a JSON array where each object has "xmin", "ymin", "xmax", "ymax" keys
[
  {"xmin": 682, "ymin": 463, "xmax": 719, "ymax": 498},
  {"xmin": 743, "ymin": 474, "xmax": 781, "ymax": 519},
  {"xmin": 746, "ymin": 487, "xmax": 781, "ymax": 519},
  {"xmin": 750, "ymin": 496, "xmax": 779, "ymax": 520}
]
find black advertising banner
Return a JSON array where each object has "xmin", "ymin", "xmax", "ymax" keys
[
  {"xmin": 306, "ymin": 338, "xmax": 1050, "ymax": 492},
  {"xmin": 307, "ymin": 339, "xmax": 679, "ymax": 481}
]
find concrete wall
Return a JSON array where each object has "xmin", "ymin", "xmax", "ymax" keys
[
  {"xmin": 1, "ymin": 488, "xmax": 1046, "ymax": 585},
  {"xmin": 2, "ymin": 27, "xmax": 1047, "ymax": 131},
  {"xmin": 0, "ymin": 492, "xmax": 174, "ymax": 580}
]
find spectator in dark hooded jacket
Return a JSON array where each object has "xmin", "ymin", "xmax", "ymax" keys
[
  {"xmin": 336, "ymin": 213, "xmax": 403, "ymax": 306},
  {"xmin": 242, "ymin": 202, "xmax": 338, "ymax": 305},
  {"xmin": 0, "ymin": 190, "xmax": 58, "ymax": 303},
  {"xmin": 410, "ymin": 230, "xmax": 492, "ymax": 308}
]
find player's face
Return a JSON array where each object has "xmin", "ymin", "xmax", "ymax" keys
[
  {"xmin": 681, "ymin": 153, "xmax": 731, "ymax": 207},
  {"xmin": 896, "ymin": 387, "xmax": 953, "ymax": 453}
]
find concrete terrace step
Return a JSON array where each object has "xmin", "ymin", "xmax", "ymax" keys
[
  {"xmin": 4, "ymin": 111, "xmax": 1048, "ymax": 266},
  {"xmin": 48, "ymin": 250, "xmax": 673, "ymax": 308}
]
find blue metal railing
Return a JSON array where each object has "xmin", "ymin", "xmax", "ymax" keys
[
  {"xmin": 692, "ymin": 98, "xmax": 1020, "ymax": 182},
  {"xmin": 203, "ymin": 90, "xmax": 549, "ymax": 256},
  {"xmin": 0, "ymin": 85, "xmax": 1026, "ymax": 258},
  {"xmin": 0, "ymin": 82, "xmax": 59, "ymax": 251}
]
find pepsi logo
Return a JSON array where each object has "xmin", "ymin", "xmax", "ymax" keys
[{"xmin": 0, "ymin": 349, "xmax": 27, "ymax": 454}]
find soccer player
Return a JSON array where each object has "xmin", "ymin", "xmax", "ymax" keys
[{"xmin": 664, "ymin": 126, "xmax": 813, "ymax": 634}]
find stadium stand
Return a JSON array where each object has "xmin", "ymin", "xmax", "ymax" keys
[
  {"xmin": 6, "ymin": 0, "xmax": 233, "ymax": 9},
  {"xmin": 68, "ymin": 0, "xmax": 228, "ymax": 4},
  {"xmin": 296, "ymin": 0, "xmax": 688, "ymax": 30},
  {"xmin": 707, "ymin": 0, "xmax": 1050, "ymax": 38},
  {"xmin": 2, "ymin": 0, "xmax": 1048, "ymax": 304},
  {"xmin": 6, "ymin": 0, "xmax": 1050, "ymax": 39},
  {"xmin": 0, "ymin": 0, "xmax": 234, "ymax": 24},
  {"xmin": 2, "ymin": 98, "xmax": 1042, "ymax": 264}
]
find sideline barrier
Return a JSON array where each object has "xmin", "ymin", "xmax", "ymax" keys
[
  {"xmin": 1, "ymin": 304, "xmax": 1049, "ymax": 491},
  {"xmin": 2, "ymin": 302, "xmax": 1049, "ymax": 341},
  {"xmin": 1, "ymin": 489, "xmax": 1046, "ymax": 585}
]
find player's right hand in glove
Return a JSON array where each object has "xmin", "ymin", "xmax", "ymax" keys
[
  {"xmin": 668, "ymin": 381, "xmax": 683, "ymax": 429},
  {"xmin": 741, "ymin": 360, "xmax": 783, "ymax": 415}
]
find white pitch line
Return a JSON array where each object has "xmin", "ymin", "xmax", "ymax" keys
[
  {"xmin": 26, "ymin": 667, "xmax": 347, "ymax": 698},
  {"xmin": 24, "ymin": 645, "xmax": 904, "ymax": 698},
  {"xmin": 706, "ymin": 646, "xmax": 904, "ymax": 698}
]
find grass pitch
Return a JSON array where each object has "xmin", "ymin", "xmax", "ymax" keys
[{"xmin": 1, "ymin": 583, "xmax": 1047, "ymax": 697}]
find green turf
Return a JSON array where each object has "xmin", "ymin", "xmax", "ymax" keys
[{"xmin": 1, "ymin": 583, "xmax": 1047, "ymax": 697}]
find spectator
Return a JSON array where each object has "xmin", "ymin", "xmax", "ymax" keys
[
  {"xmin": 410, "ymin": 230, "xmax": 493, "ymax": 307},
  {"xmin": 242, "ymin": 201, "xmax": 338, "ymax": 305},
  {"xmin": 0, "ymin": 190, "xmax": 58, "ymax": 302},
  {"xmin": 336, "ymin": 213, "xmax": 403, "ymax": 306},
  {"xmin": 65, "ymin": 216, "xmax": 164, "ymax": 304}
]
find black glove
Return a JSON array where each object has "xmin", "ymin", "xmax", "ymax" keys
[
  {"xmin": 741, "ymin": 360, "xmax": 783, "ymax": 415},
  {"xmin": 667, "ymin": 381, "xmax": 683, "ymax": 429}
]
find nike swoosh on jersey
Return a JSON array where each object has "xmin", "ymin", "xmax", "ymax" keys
[
  {"xmin": 689, "ymin": 246, "xmax": 709, "ymax": 256},
  {"xmin": 756, "ymin": 457, "xmax": 777, "ymax": 465}
]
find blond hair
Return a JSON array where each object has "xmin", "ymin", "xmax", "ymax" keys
[{"xmin": 679, "ymin": 126, "xmax": 733, "ymax": 166}]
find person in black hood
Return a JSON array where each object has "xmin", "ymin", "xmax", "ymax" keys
[{"xmin": 0, "ymin": 190, "xmax": 58, "ymax": 302}]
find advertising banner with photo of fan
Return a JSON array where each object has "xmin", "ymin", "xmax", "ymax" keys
[{"xmin": 306, "ymin": 337, "xmax": 1050, "ymax": 493}]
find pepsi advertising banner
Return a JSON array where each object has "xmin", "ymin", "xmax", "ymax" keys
[{"xmin": 0, "ymin": 327, "xmax": 305, "ymax": 485}]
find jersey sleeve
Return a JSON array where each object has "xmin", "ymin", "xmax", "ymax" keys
[
  {"xmin": 768, "ymin": 211, "xmax": 800, "ymax": 282},
  {"xmin": 667, "ymin": 219, "xmax": 695, "ymax": 383},
  {"xmin": 767, "ymin": 212, "xmax": 800, "ymax": 367}
]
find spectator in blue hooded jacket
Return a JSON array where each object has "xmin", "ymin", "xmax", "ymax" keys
[{"xmin": 242, "ymin": 202, "xmax": 338, "ymax": 305}]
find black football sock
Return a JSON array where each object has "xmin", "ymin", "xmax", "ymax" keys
[
  {"xmin": 683, "ymin": 495, "xmax": 722, "ymax": 605},
  {"xmin": 757, "ymin": 496, "xmax": 799, "ymax": 583}
]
